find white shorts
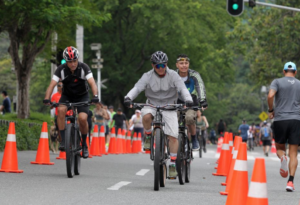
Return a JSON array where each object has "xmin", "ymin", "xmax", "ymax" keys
[{"xmin": 141, "ymin": 107, "xmax": 178, "ymax": 138}]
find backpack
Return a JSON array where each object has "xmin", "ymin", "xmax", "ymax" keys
[{"xmin": 263, "ymin": 127, "xmax": 269, "ymax": 138}]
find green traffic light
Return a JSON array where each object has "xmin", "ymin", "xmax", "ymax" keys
[
  {"xmin": 61, "ymin": 59, "xmax": 66, "ymax": 64},
  {"xmin": 232, "ymin": 3, "xmax": 239, "ymax": 10}
]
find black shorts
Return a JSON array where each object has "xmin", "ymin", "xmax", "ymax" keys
[
  {"xmin": 262, "ymin": 140, "xmax": 271, "ymax": 146},
  {"xmin": 273, "ymin": 120, "xmax": 300, "ymax": 145},
  {"xmin": 59, "ymin": 93, "xmax": 89, "ymax": 115}
]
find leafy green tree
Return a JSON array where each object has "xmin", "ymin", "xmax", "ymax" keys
[{"xmin": 0, "ymin": 0, "xmax": 110, "ymax": 118}]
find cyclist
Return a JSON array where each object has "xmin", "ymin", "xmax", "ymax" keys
[
  {"xmin": 176, "ymin": 54, "xmax": 208, "ymax": 151},
  {"xmin": 124, "ymin": 51, "xmax": 193, "ymax": 178},
  {"xmin": 43, "ymin": 46, "xmax": 99, "ymax": 158}
]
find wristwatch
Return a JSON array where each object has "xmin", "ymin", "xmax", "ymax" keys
[
  {"xmin": 268, "ymin": 109, "xmax": 274, "ymax": 113},
  {"xmin": 94, "ymin": 95, "xmax": 98, "ymax": 98}
]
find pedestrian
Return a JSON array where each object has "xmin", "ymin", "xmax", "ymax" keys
[
  {"xmin": 103, "ymin": 105, "xmax": 111, "ymax": 148},
  {"xmin": 259, "ymin": 121, "xmax": 272, "ymax": 157},
  {"xmin": 50, "ymin": 120, "xmax": 59, "ymax": 153},
  {"xmin": 268, "ymin": 61, "xmax": 300, "ymax": 191},
  {"xmin": 110, "ymin": 108, "xmax": 129, "ymax": 133},
  {"xmin": 0, "ymin": 90, "xmax": 11, "ymax": 114},
  {"xmin": 129, "ymin": 110, "xmax": 144, "ymax": 141},
  {"xmin": 248, "ymin": 123, "xmax": 256, "ymax": 151},
  {"xmin": 196, "ymin": 110, "xmax": 209, "ymax": 153},
  {"xmin": 238, "ymin": 119, "xmax": 249, "ymax": 143},
  {"xmin": 108, "ymin": 105, "xmax": 116, "ymax": 130},
  {"xmin": 216, "ymin": 119, "xmax": 226, "ymax": 138},
  {"xmin": 210, "ymin": 129, "xmax": 217, "ymax": 144},
  {"xmin": 93, "ymin": 102, "xmax": 110, "ymax": 135}
]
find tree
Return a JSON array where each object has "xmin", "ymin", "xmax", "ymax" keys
[{"xmin": 0, "ymin": 0, "xmax": 110, "ymax": 118}]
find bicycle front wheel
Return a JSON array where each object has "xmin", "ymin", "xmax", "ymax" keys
[
  {"xmin": 176, "ymin": 133, "xmax": 186, "ymax": 185},
  {"xmin": 65, "ymin": 124, "xmax": 75, "ymax": 178},
  {"xmin": 154, "ymin": 128, "xmax": 161, "ymax": 191},
  {"xmin": 74, "ymin": 131, "xmax": 81, "ymax": 175}
]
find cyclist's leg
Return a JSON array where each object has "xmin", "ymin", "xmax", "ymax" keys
[
  {"xmin": 57, "ymin": 95, "xmax": 68, "ymax": 150},
  {"xmin": 186, "ymin": 110, "xmax": 199, "ymax": 150},
  {"xmin": 141, "ymin": 108, "xmax": 155, "ymax": 150}
]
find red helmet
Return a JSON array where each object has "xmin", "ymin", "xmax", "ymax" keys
[{"xmin": 63, "ymin": 46, "xmax": 79, "ymax": 61}]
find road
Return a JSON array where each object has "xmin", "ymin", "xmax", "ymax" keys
[{"xmin": 0, "ymin": 145, "xmax": 299, "ymax": 205}]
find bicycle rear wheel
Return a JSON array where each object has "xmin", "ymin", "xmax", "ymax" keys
[
  {"xmin": 154, "ymin": 128, "xmax": 161, "ymax": 191},
  {"xmin": 65, "ymin": 124, "xmax": 75, "ymax": 178},
  {"xmin": 74, "ymin": 131, "xmax": 81, "ymax": 175},
  {"xmin": 176, "ymin": 133, "xmax": 186, "ymax": 185},
  {"xmin": 185, "ymin": 141, "xmax": 191, "ymax": 183}
]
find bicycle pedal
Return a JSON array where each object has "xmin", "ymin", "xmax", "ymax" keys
[
  {"xmin": 167, "ymin": 176, "xmax": 177, "ymax": 180},
  {"xmin": 143, "ymin": 148, "xmax": 150, "ymax": 151}
]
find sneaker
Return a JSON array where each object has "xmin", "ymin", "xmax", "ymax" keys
[
  {"xmin": 286, "ymin": 181, "xmax": 295, "ymax": 192},
  {"xmin": 143, "ymin": 135, "xmax": 151, "ymax": 151},
  {"xmin": 169, "ymin": 164, "xmax": 177, "ymax": 178},
  {"xmin": 82, "ymin": 145, "xmax": 89, "ymax": 159},
  {"xmin": 59, "ymin": 141, "xmax": 65, "ymax": 151},
  {"xmin": 280, "ymin": 156, "xmax": 288, "ymax": 178},
  {"xmin": 192, "ymin": 138, "xmax": 200, "ymax": 151}
]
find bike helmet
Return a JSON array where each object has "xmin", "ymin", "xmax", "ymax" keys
[
  {"xmin": 150, "ymin": 51, "xmax": 168, "ymax": 64},
  {"xmin": 63, "ymin": 46, "xmax": 79, "ymax": 61}
]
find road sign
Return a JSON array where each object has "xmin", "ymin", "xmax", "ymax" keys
[
  {"xmin": 92, "ymin": 58, "xmax": 104, "ymax": 63},
  {"xmin": 91, "ymin": 64, "xmax": 103, "ymax": 69},
  {"xmin": 259, "ymin": 111, "xmax": 268, "ymax": 121}
]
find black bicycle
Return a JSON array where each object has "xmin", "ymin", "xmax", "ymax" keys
[
  {"xmin": 51, "ymin": 101, "xmax": 90, "ymax": 178},
  {"xmin": 133, "ymin": 103, "xmax": 182, "ymax": 191},
  {"xmin": 177, "ymin": 106, "xmax": 198, "ymax": 184},
  {"xmin": 197, "ymin": 128, "xmax": 203, "ymax": 158}
]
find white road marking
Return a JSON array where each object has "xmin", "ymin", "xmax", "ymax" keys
[
  {"xmin": 136, "ymin": 169, "xmax": 150, "ymax": 176},
  {"xmin": 107, "ymin": 181, "xmax": 131, "ymax": 190}
]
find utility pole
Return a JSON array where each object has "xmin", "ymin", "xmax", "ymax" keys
[
  {"xmin": 90, "ymin": 43, "xmax": 104, "ymax": 101},
  {"xmin": 244, "ymin": 0, "xmax": 300, "ymax": 12}
]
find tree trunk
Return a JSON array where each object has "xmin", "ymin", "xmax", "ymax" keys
[{"xmin": 16, "ymin": 68, "xmax": 31, "ymax": 119}]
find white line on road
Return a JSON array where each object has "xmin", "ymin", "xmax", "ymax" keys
[
  {"xmin": 107, "ymin": 181, "xmax": 132, "ymax": 190},
  {"xmin": 136, "ymin": 169, "xmax": 150, "ymax": 176}
]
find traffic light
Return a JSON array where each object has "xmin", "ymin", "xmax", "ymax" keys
[
  {"xmin": 227, "ymin": 0, "xmax": 244, "ymax": 16},
  {"xmin": 51, "ymin": 49, "xmax": 66, "ymax": 66}
]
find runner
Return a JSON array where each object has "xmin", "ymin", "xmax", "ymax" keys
[{"xmin": 259, "ymin": 121, "xmax": 272, "ymax": 157}]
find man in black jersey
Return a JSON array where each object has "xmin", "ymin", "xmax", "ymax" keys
[{"xmin": 44, "ymin": 46, "xmax": 99, "ymax": 158}]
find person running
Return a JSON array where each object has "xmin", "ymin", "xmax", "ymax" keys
[
  {"xmin": 268, "ymin": 61, "xmax": 300, "ymax": 192},
  {"xmin": 259, "ymin": 121, "xmax": 272, "ymax": 157},
  {"xmin": 176, "ymin": 54, "xmax": 208, "ymax": 151},
  {"xmin": 248, "ymin": 123, "xmax": 256, "ymax": 151},
  {"xmin": 217, "ymin": 119, "xmax": 226, "ymax": 137},
  {"xmin": 110, "ymin": 108, "xmax": 129, "ymax": 133},
  {"xmin": 124, "ymin": 51, "xmax": 193, "ymax": 178},
  {"xmin": 93, "ymin": 102, "xmax": 110, "ymax": 135},
  {"xmin": 195, "ymin": 110, "xmax": 209, "ymax": 153},
  {"xmin": 44, "ymin": 46, "xmax": 99, "ymax": 158},
  {"xmin": 103, "ymin": 105, "xmax": 111, "ymax": 148},
  {"xmin": 238, "ymin": 119, "xmax": 249, "ymax": 143},
  {"xmin": 0, "ymin": 91, "xmax": 11, "ymax": 114},
  {"xmin": 129, "ymin": 110, "xmax": 144, "ymax": 141}
]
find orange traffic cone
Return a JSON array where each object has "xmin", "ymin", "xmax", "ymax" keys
[
  {"xmin": 220, "ymin": 136, "xmax": 242, "ymax": 194},
  {"xmin": 126, "ymin": 131, "xmax": 132, "ymax": 154},
  {"xmin": 31, "ymin": 122, "xmax": 54, "ymax": 165},
  {"xmin": 216, "ymin": 137, "xmax": 224, "ymax": 154},
  {"xmin": 122, "ymin": 130, "xmax": 126, "ymax": 154},
  {"xmin": 0, "ymin": 122, "xmax": 23, "ymax": 173},
  {"xmin": 213, "ymin": 132, "xmax": 231, "ymax": 176},
  {"xmin": 132, "ymin": 132, "xmax": 138, "ymax": 153},
  {"xmin": 246, "ymin": 158, "xmax": 268, "ymax": 205},
  {"xmin": 90, "ymin": 125, "xmax": 102, "ymax": 156},
  {"xmin": 116, "ymin": 128, "xmax": 123, "ymax": 154},
  {"xmin": 226, "ymin": 143, "xmax": 248, "ymax": 205},
  {"xmin": 56, "ymin": 151, "xmax": 66, "ymax": 160},
  {"xmin": 99, "ymin": 126, "xmax": 107, "ymax": 155},
  {"xmin": 137, "ymin": 133, "xmax": 142, "ymax": 153},
  {"xmin": 271, "ymin": 139, "xmax": 276, "ymax": 154},
  {"xmin": 108, "ymin": 127, "xmax": 116, "ymax": 154}
]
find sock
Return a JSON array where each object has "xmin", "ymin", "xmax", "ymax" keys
[
  {"xmin": 59, "ymin": 130, "xmax": 65, "ymax": 143},
  {"xmin": 170, "ymin": 153, "xmax": 177, "ymax": 165},
  {"xmin": 288, "ymin": 176, "xmax": 294, "ymax": 183},
  {"xmin": 191, "ymin": 135, "xmax": 196, "ymax": 141},
  {"xmin": 145, "ymin": 129, "xmax": 152, "ymax": 135},
  {"xmin": 82, "ymin": 134, "xmax": 87, "ymax": 147}
]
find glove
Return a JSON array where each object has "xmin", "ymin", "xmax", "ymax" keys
[
  {"xmin": 185, "ymin": 100, "xmax": 194, "ymax": 107},
  {"xmin": 124, "ymin": 97, "xmax": 132, "ymax": 108},
  {"xmin": 91, "ymin": 96, "xmax": 99, "ymax": 104},
  {"xmin": 200, "ymin": 100, "xmax": 208, "ymax": 109},
  {"xmin": 43, "ymin": 99, "xmax": 50, "ymax": 104}
]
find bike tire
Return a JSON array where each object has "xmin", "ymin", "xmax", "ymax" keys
[
  {"xmin": 198, "ymin": 135, "xmax": 202, "ymax": 158},
  {"xmin": 160, "ymin": 163, "xmax": 167, "ymax": 187},
  {"xmin": 74, "ymin": 131, "xmax": 81, "ymax": 175},
  {"xmin": 65, "ymin": 124, "xmax": 75, "ymax": 178},
  {"xmin": 154, "ymin": 128, "xmax": 161, "ymax": 191},
  {"xmin": 176, "ymin": 133, "xmax": 186, "ymax": 185}
]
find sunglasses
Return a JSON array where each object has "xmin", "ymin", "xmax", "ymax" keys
[
  {"xmin": 154, "ymin": 64, "xmax": 166, "ymax": 69},
  {"xmin": 177, "ymin": 57, "xmax": 190, "ymax": 62}
]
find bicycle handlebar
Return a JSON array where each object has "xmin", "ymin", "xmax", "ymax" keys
[
  {"xmin": 132, "ymin": 103, "xmax": 201, "ymax": 111},
  {"xmin": 49, "ymin": 101, "xmax": 92, "ymax": 108}
]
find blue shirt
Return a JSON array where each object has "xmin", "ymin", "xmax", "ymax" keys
[
  {"xmin": 239, "ymin": 124, "xmax": 249, "ymax": 139},
  {"xmin": 2, "ymin": 97, "xmax": 11, "ymax": 114}
]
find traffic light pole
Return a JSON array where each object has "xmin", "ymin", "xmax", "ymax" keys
[{"xmin": 244, "ymin": 0, "xmax": 300, "ymax": 12}]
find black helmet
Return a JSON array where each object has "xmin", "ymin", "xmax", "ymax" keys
[
  {"xmin": 150, "ymin": 51, "xmax": 168, "ymax": 64},
  {"xmin": 63, "ymin": 46, "xmax": 79, "ymax": 61}
]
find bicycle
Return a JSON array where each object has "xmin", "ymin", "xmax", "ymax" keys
[
  {"xmin": 132, "ymin": 103, "xmax": 182, "ymax": 191},
  {"xmin": 177, "ymin": 106, "xmax": 197, "ymax": 185},
  {"xmin": 50, "ymin": 101, "xmax": 90, "ymax": 178}
]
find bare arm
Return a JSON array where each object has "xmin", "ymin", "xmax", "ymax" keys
[
  {"xmin": 267, "ymin": 89, "xmax": 277, "ymax": 119},
  {"xmin": 87, "ymin": 77, "xmax": 98, "ymax": 96},
  {"xmin": 126, "ymin": 120, "xmax": 130, "ymax": 129},
  {"xmin": 45, "ymin": 79, "xmax": 58, "ymax": 100},
  {"xmin": 103, "ymin": 110, "xmax": 110, "ymax": 120},
  {"xmin": 203, "ymin": 116, "xmax": 209, "ymax": 128}
]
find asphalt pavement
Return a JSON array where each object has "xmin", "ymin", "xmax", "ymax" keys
[{"xmin": 0, "ymin": 145, "xmax": 300, "ymax": 205}]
